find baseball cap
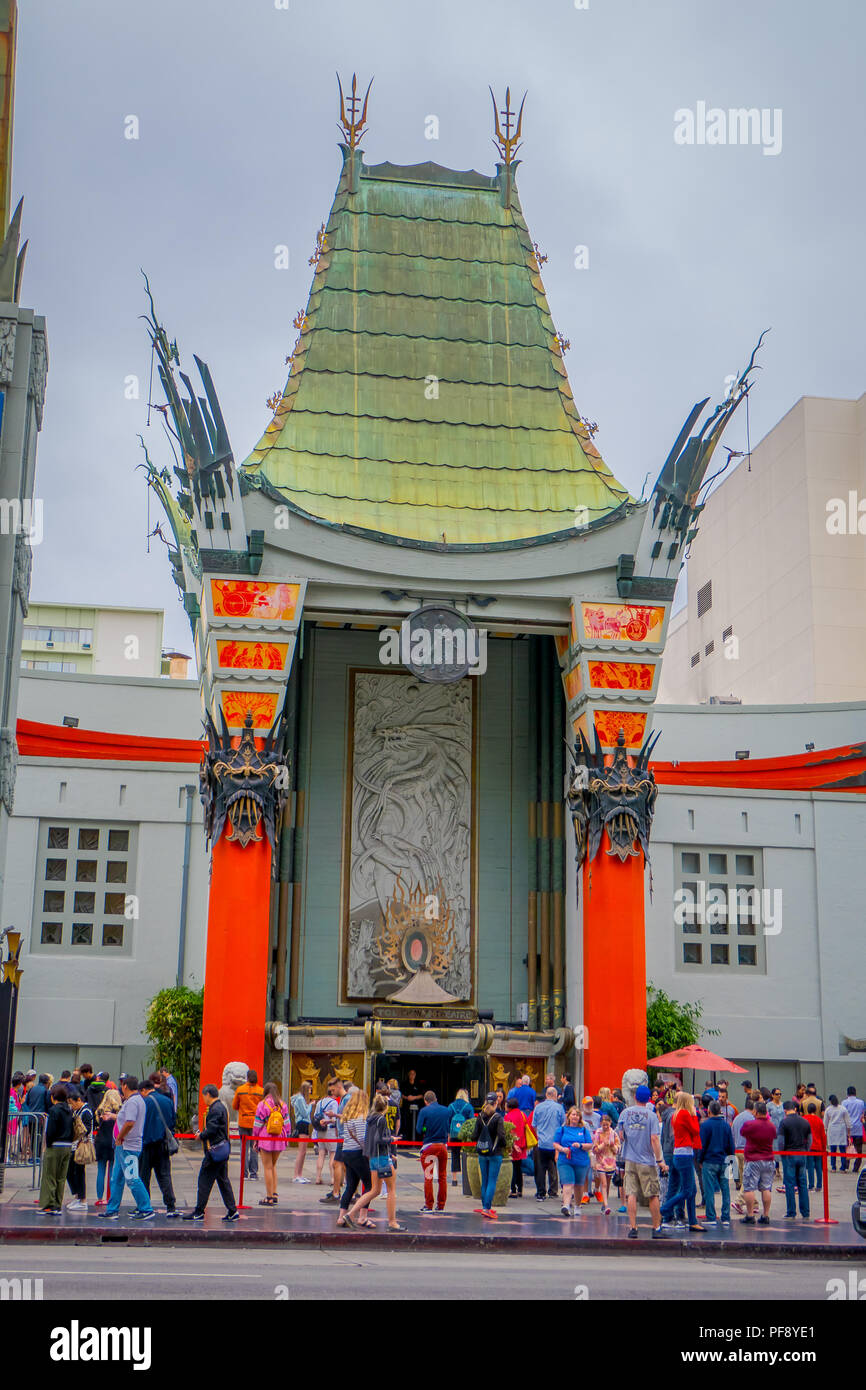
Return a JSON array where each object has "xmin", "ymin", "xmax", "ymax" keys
[
  {"xmin": 581, "ymin": 1095, "xmax": 594, "ymax": 1106},
  {"xmin": 635, "ymin": 1085, "xmax": 652, "ymax": 1103},
  {"xmin": 485, "ymin": 1092, "xmax": 498, "ymax": 1104}
]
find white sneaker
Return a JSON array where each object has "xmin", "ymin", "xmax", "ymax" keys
[
  {"xmin": 66, "ymin": 1200, "xmax": 86, "ymax": 1211},
  {"xmin": 292, "ymin": 1177, "xmax": 311, "ymax": 1184}
]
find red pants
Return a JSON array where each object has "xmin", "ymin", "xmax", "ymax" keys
[{"xmin": 421, "ymin": 1144, "xmax": 448, "ymax": 1210}]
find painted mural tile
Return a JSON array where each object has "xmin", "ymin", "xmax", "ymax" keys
[
  {"xmin": 563, "ymin": 664, "xmax": 583, "ymax": 700},
  {"xmin": 210, "ymin": 579, "xmax": 300, "ymax": 621},
  {"xmin": 216, "ymin": 639, "xmax": 289, "ymax": 671},
  {"xmin": 593, "ymin": 709, "xmax": 648, "ymax": 747},
  {"xmin": 220, "ymin": 690, "xmax": 280, "ymax": 728},
  {"xmin": 587, "ymin": 660, "xmax": 655, "ymax": 690},
  {"xmin": 581, "ymin": 602, "xmax": 664, "ymax": 643}
]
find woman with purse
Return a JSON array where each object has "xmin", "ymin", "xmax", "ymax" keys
[
  {"xmin": 252, "ymin": 1082, "xmax": 290, "ymax": 1206},
  {"xmin": 65, "ymin": 1086, "xmax": 95, "ymax": 1211},
  {"xmin": 182, "ymin": 1084, "xmax": 239, "ymax": 1222}
]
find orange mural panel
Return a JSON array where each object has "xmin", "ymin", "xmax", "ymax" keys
[
  {"xmin": 220, "ymin": 691, "xmax": 280, "ymax": 728},
  {"xmin": 563, "ymin": 665, "xmax": 583, "ymax": 701},
  {"xmin": 216, "ymin": 640, "xmax": 289, "ymax": 671},
  {"xmin": 588, "ymin": 661, "xmax": 655, "ymax": 691},
  {"xmin": 555, "ymin": 633, "xmax": 570, "ymax": 660},
  {"xmin": 211, "ymin": 580, "xmax": 300, "ymax": 621},
  {"xmin": 593, "ymin": 710, "xmax": 647, "ymax": 747},
  {"xmin": 581, "ymin": 603, "xmax": 664, "ymax": 643}
]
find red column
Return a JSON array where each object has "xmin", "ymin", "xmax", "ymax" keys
[
  {"xmin": 198, "ymin": 833, "xmax": 273, "ymax": 1122},
  {"xmin": 582, "ymin": 842, "xmax": 647, "ymax": 1094}
]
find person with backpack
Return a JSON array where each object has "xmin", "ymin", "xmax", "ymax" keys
[
  {"xmin": 232, "ymin": 1068, "xmax": 264, "ymax": 1182},
  {"xmin": 291, "ymin": 1080, "xmax": 313, "ymax": 1183},
  {"xmin": 313, "ymin": 1083, "xmax": 339, "ymax": 1187},
  {"xmin": 470, "ymin": 1094, "xmax": 508, "ymax": 1219},
  {"xmin": 252, "ymin": 1082, "xmax": 290, "ymax": 1206},
  {"xmin": 347, "ymin": 1093, "xmax": 406, "ymax": 1231},
  {"xmin": 447, "ymin": 1089, "xmax": 474, "ymax": 1186},
  {"xmin": 64, "ymin": 1086, "xmax": 95, "ymax": 1212}
]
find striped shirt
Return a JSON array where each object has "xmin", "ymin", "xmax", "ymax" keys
[{"xmin": 342, "ymin": 1117, "xmax": 367, "ymax": 1153}]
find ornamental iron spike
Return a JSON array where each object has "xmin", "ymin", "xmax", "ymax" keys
[{"xmin": 337, "ymin": 72, "xmax": 373, "ymax": 150}]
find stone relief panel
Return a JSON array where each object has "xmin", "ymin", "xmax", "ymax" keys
[{"xmin": 344, "ymin": 671, "xmax": 473, "ymax": 1002}]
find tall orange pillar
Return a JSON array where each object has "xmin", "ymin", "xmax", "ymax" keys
[
  {"xmin": 198, "ymin": 833, "xmax": 273, "ymax": 1118},
  {"xmin": 582, "ymin": 844, "xmax": 647, "ymax": 1094}
]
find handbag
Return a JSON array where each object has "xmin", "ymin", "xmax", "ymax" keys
[
  {"xmin": 163, "ymin": 1119, "xmax": 179, "ymax": 1157},
  {"xmin": 209, "ymin": 1139, "xmax": 231, "ymax": 1163},
  {"xmin": 524, "ymin": 1115, "xmax": 538, "ymax": 1151},
  {"xmin": 72, "ymin": 1109, "xmax": 96, "ymax": 1166}
]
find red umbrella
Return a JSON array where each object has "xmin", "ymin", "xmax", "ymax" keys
[{"xmin": 646, "ymin": 1046, "xmax": 746, "ymax": 1072}]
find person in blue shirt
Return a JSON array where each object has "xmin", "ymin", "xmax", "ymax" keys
[
  {"xmin": 553, "ymin": 1108, "xmax": 594, "ymax": 1216},
  {"xmin": 506, "ymin": 1075, "xmax": 538, "ymax": 1114},
  {"xmin": 447, "ymin": 1089, "xmax": 474, "ymax": 1186},
  {"xmin": 138, "ymin": 1075, "xmax": 178, "ymax": 1217},
  {"xmin": 698, "ymin": 1099, "xmax": 735, "ymax": 1225},
  {"xmin": 416, "ymin": 1091, "xmax": 453, "ymax": 1212},
  {"xmin": 532, "ymin": 1087, "xmax": 566, "ymax": 1200}
]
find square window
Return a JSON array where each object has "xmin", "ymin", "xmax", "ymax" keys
[
  {"xmin": 40, "ymin": 922, "xmax": 62, "ymax": 945},
  {"xmin": 683, "ymin": 921, "xmax": 701, "ymax": 935},
  {"xmin": 47, "ymin": 827, "xmax": 69, "ymax": 848},
  {"xmin": 735, "ymin": 884, "xmax": 759, "ymax": 924},
  {"xmin": 710, "ymin": 944, "xmax": 729, "ymax": 965},
  {"xmin": 45, "ymin": 858, "xmax": 66, "ymax": 881},
  {"xmin": 680, "ymin": 880, "xmax": 699, "ymax": 924},
  {"xmin": 735, "ymin": 854, "xmax": 755, "ymax": 875},
  {"xmin": 42, "ymin": 889, "xmax": 64, "ymax": 913},
  {"xmin": 108, "ymin": 829, "xmax": 129, "ymax": 852},
  {"xmin": 102, "ymin": 923, "xmax": 124, "ymax": 948},
  {"xmin": 76, "ymin": 860, "xmax": 97, "ymax": 882},
  {"xmin": 737, "ymin": 921, "xmax": 756, "ymax": 936},
  {"xmin": 78, "ymin": 828, "xmax": 99, "ymax": 851},
  {"xmin": 74, "ymin": 891, "xmax": 95, "ymax": 913},
  {"xmin": 681, "ymin": 852, "xmax": 700, "ymax": 874},
  {"xmin": 106, "ymin": 860, "xmax": 127, "ymax": 884},
  {"xmin": 708, "ymin": 853, "xmax": 727, "ymax": 875},
  {"xmin": 71, "ymin": 923, "xmax": 93, "ymax": 946},
  {"xmin": 683, "ymin": 943, "xmax": 702, "ymax": 964},
  {"xmin": 104, "ymin": 892, "xmax": 126, "ymax": 915},
  {"xmin": 738, "ymin": 945, "xmax": 757, "ymax": 966}
]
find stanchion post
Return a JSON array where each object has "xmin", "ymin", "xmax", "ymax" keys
[{"xmin": 813, "ymin": 1148, "xmax": 838, "ymax": 1225}]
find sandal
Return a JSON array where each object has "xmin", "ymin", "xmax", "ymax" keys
[
  {"xmin": 336, "ymin": 1214, "xmax": 355, "ymax": 1228},
  {"xmin": 259, "ymin": 1196, "xmax": 276, "ymax": 1206},
  {"xmin": 388, "ymin": 1222, "xmax": 407, "ymax": 1231}
]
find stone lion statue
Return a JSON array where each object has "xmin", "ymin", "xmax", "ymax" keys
[
  {"xmin": 219, "ymin": 1061, "xmax": 249, "ymax": 1124},
  {"xmin": 621, "ymin": 1068, "xmax": 649, "ymax": 1107}
]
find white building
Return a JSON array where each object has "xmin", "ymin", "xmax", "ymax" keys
[
  {"xmin": 659, "ymin": 392, "xmax": 866, "ymax": 706},
  {"xmin": 21, "ymin": 602, "xmax": 191, "ymax": 681}
]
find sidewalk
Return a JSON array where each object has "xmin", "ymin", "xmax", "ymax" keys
[{"xmin": 1, "ymin": 1142, "xmax": 863, "ymax": 1259}]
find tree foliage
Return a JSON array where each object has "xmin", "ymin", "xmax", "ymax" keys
[
  {"xmin": 144, "ymin": 985, "xmax": 203, "ymax": 1131},
  {"xmin": 646, "ymin": 982, "xmax": 719, "ymax": 1061}
]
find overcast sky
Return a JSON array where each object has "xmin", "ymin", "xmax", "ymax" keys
[{"xmin": 16, "ymin": 0, "xmax": 865, "ymax": 656}]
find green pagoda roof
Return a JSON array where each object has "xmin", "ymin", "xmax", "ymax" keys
[{"xmin": 242, "ymin": 147, "xmax": 632, "ymax": 546}]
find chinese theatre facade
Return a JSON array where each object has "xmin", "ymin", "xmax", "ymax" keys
[{"xmin": 142, "ymin": 82, "xmax": 759, "ymax": 1113}]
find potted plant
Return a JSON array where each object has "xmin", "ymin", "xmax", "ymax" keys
[{"xmin": 458, "ymin": 1117, "xmax": 515, "ymax": 1207}]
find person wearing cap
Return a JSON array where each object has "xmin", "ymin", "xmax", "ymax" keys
[{"xmin": 616, "ymin": 1083, "xmax": 667, "ymax": 1238}]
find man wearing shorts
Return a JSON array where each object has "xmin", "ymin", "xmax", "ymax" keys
[
  {"xmin": 739, "ymin": 1100, "xmax": 776, "ymax": 1225},
  {"xmin": 616, "ymin": 1084, "xmax": 667, "ymax": 1239}
]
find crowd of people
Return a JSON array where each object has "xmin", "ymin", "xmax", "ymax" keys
[{"xmin": 9, "ymin": 1062, "xmax": 862, "ymax": 1231}]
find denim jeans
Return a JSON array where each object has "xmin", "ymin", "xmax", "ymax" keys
[
  {"xmin": 479, "ymin": 1154, "xmax": 503, "ymax": 1210},
  {"xmin": 829, "ymin": 1144, "xmax": 845, "ymax": 1172},
  {"xmin": 238, "ymin": 1126, "xmax": 258, "ymax": 1177},
  {"xmin": 96, "ymin": 1156, "xmax": 109, "ymax": 1201},
  {"xmin": 105, "ymin": 1145, "xmax": 153, "ymax": 1215},
  {"xmin": 807, "ymin": 1155, "xmax": 822, "ymax": 1189},
  {"xmin": 782, "ymin": 1154, "xmax": 810, "ymax": 1217},
  {"xmin": 660, "ymin": 1154, "xmax": 697, "ymax": 1225},
  {"xmin": 701, "ymin": 1160, "xmax": 730, "ymax": 1222}
]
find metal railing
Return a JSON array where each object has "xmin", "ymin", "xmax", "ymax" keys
[{"xmin": 4, "ymin": 1109, "xmax": 46, "ymax": 1189}]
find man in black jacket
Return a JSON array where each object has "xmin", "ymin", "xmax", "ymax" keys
[
  {"xmin": 39, "ymin": 1084, "xmax": 75, "ymax": 1213},
  {"xmin": 779, "ymin": 1101, "xmax": 812, "ymax": 1219},
  {"xmin": 182, "ymin": 1084, "xmax": 239, "ymax": 1222}
]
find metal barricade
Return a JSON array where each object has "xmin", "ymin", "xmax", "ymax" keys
[{"xmin": 4, "ymin": 1108, "xmax": 46, "ymax": 1188}]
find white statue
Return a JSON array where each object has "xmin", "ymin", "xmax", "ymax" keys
[
  {"xmin": 621, "ymin": 1068, "xmax": 650, "ymax": 1106},
  {"xmin": 219, "ymin": 1060, "xmax": 249, "ymax": 1125}
]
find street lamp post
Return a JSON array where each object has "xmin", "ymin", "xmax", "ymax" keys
[{"xmin": 0, "ymin": 928, "xmax": 23, "ymax": 1195}]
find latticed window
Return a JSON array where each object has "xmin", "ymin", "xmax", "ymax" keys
[
  {"xmin": 674, "ymin": 845, "xmax": 767, "ymax": 974},
  {"xmin": 31, "ymin": 821, "xmax": 136, "ymax": 955}
]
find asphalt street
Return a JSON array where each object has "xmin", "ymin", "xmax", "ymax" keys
[{"xmin": 1, "ymin": 1245, "xmax": 863, "ymax": 1300}]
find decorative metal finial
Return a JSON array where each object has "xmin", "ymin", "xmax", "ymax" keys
[
  {"xmin": 489, "ymin": 86, "xmax": 526, "ymax": 164},
  {"xmin": 337, "ymin": 72, "xmax": 373, "ymax": 150}
]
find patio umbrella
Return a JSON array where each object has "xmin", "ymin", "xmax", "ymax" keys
[{"xmin": 646, "ymin": 1045, "xmax": 747, "ymax": 1096}]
